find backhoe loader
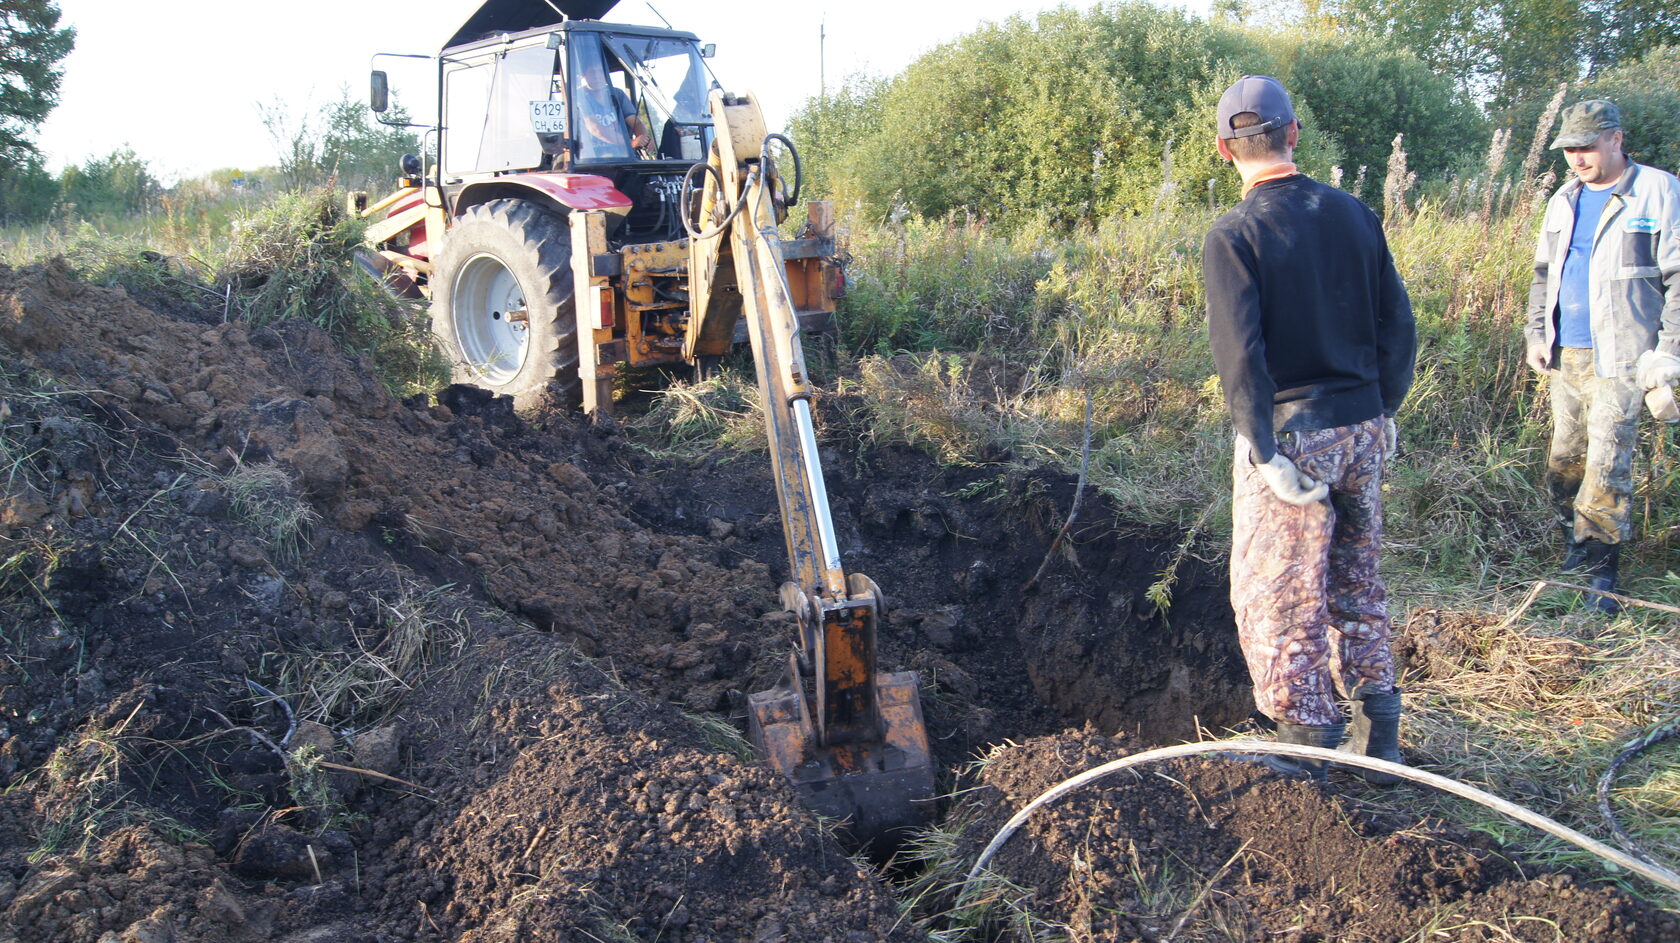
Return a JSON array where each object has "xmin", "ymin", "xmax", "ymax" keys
[{"xmin": 354, "ymin": 0, "xmax": 933, "ymax": 846}]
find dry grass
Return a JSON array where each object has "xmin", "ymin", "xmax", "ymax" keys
[
  {"xmin": 1393, "ymin": 604, "xmax": 1680, "ymax": 903},
  {"xmin": 269, "ymin": 577, "xmax": 473, "ymax": 729},
  {"xmin": 216, "ymin": 462, "xmax": 320, "ymax": 564}
]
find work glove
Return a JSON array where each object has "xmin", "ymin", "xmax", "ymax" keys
[
  {"xmin": 1525, "ymin": 343, "xmax": 1552, "ymax": 375},
  {"xmin": 1636, "ymin": 349, "xmax": 1680, "ymax": 391},
  {"xmin": 1381, "ymin": 415, "xmax": 1397, "ymax": 462},
  {"xmin": 1237, "ymin": 435, "xmax": 1328, "ymax": 507}
]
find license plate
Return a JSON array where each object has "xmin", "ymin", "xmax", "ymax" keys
[{"xmin": 529, "ymin": 100, "xmax": 567, "ymax": 134}]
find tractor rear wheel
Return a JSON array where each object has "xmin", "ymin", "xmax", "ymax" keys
[{"xmin": 432, "ymin": 199, "xmax": 580, "ymax": 407}]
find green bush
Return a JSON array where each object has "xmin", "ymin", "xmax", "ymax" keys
[
  {"xmin": 1580, "ymin": 45, "xmax": 1680, "ymax": 175},
  {"xmin": 1286, "ymin": 34, "xmax": 1486, "ymax": 185}
]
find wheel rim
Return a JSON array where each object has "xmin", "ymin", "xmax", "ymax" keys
[{"xmin": 452, "ymin": 253, "xmax": 529, "ymax": 385}]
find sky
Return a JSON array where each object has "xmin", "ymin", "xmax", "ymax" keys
[{"xmin": 36, "ymin": 0, "xmax": 1211, "ymax": 183}]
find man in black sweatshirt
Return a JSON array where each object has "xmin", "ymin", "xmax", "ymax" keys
[{"xmin": 1203, "ymin": 76, "xmax": 1417, "ymax": 783}]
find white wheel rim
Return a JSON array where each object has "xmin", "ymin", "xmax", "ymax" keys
[{"xmin": 452, "ymin": 253, "xmax": 528, "ymax": 385}]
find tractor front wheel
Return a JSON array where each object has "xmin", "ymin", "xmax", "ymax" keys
[{"xmin": 432, "ymin": 199, "xmax": 579, "ymax": 407}]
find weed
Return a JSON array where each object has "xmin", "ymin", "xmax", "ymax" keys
[
  {"xmin": 682, "ymin": 711, "xmax": 756, "ymax": 762},
  {"xmin": 23, "ymin": 703, "xmax": 146, "ymax": 864},
  {"xmin": 627, "ymin": 370, "xmax": 765, "ymax": 459},
  {"xmin": 268, "ymin": 577, "xmax": 471, "ymax": 729},
  {"xmin": 216, "ymin": 462, "xmax": 319, "ymax": 563}
]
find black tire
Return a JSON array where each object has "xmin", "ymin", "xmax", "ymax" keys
[{"xmin": 431, "ymin": 199, "xmax": 580, "ymax": 407}]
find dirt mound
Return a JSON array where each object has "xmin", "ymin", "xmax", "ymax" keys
[
  {"xmin": 0, "ymin": 260, "xmax": 913, "ymax": 941},
  {"xmin": 0, "ymin": 257, "xmax": 1670, "ymax": 941},
  {"xmin": 948, "ymin": 729, "xmax": 1679, "ymax": 941}
]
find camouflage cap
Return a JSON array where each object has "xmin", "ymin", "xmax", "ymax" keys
[{"xmin": 1551, "ymin": 99, "xmax": 1622, "ymax": 149}]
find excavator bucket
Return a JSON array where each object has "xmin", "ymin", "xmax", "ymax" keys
[{"xmin": 747, "ymin": 589, "xmax": 936, "ymax": 850}]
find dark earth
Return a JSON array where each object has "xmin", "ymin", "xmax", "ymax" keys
[{"xmin": 0, "ymin": 258, "xmax": 1674, "ymax": 941}]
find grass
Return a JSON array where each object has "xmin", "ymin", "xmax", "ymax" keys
[
  {"xmin": 1397, "ymin": 604, "xmax": 1680, "ymax": 899},
  {"xmin": 0, "ymin": 188, "xmax": 449, "ymax": 400},
  {"xmin": 215, "ymin": 461, "xmax": 319, "ymax": 564},
  {"xmin": 21, "ymin": 702, "xmax": 147, "ymax": 865},
  {"xmin": 262, "ymin": 577, "xmax": 472, "ymax": 730}
]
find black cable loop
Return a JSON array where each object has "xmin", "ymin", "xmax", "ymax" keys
[
  {"xmin": 759, "ymin": 133, "xmax": 802, "ymax": 207},
  {"xmin": 679, "ymin": 161, "xmax": 743, "ymax": 241}
]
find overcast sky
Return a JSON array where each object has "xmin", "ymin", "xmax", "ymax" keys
[{"xmin": 37, "ymin": 0, "xmax": 1211, "ymax": 183}]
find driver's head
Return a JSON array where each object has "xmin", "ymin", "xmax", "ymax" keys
[{"xmin": 577, "ymin": 58, "xmax": 606, "ymax": 89}]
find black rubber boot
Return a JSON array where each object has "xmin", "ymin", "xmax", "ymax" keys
[
  {"xmin": 1561, "ymin": 527, "xmax": 1588, "ymax": 572},
  {"xmin": 1263, "ymin": 722, "xmax": 1347, "ymax": 781},
  {"xmin": 1581, "ymin": 539, "xmax": 1622, "ymax": 615},
  {"xmin": 1339, "ymin": 686, "xmax": 1403, "ymax": 785}
]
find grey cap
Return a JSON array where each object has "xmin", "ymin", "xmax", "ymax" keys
[
  {"xmin": 1216, "ymin": 75, "xmax": 1296, "ymax": 140},
  {"xmin": 1551, "ymin": 99, "xmax": 1622, "ymax": 149}
]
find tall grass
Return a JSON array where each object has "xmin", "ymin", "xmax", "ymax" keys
[{"xmin": 825, "ymin": 138, "xmax": 1680, "ymax": 606}]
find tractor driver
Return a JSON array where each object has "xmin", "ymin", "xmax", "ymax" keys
[{"xmin": 573, "ymin": 55, "xmax": 652, "ymax": 160}]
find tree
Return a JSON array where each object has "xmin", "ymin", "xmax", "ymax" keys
[
  {"xmin": 58, "ymin": 147, "xmax": 159, "ymax": 217},
  {"xmin": 261, "ymin": 88, "xmax": 420, "ymax": 191},
  {"xmin": 1288, "ymin": 35, "xmax": 1486, "ymax": 185},
  {"xmin": 1577, "ymin": 46, "xmax": 1680, "ymax": 175},
  {"xmin": 0, "ymin": 0, "xmax": 75, "ymax": 164},
  {"xmin": 1322, "ymin": 0, "xmax": 1680, "ymax": 107}
]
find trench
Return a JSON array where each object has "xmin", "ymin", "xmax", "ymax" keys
[{"xmin": 618, "ymin": 420, "xmax": 1257, "ymax": 779}]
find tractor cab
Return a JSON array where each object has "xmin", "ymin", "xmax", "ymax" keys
[{"xmin": 373, "ymin": 0, "xmax": 717, "ymax": 246}]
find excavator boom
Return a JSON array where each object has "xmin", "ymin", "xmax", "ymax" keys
[{"xmin": 689, "ymin": 90, "xmax": 935, "ymax": 847}]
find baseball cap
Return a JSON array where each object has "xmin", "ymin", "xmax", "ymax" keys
[
  {"xmin": 1551, "ymin": 100, "xmax": 1622, "ymax": 149},
  {"xmin": 1216, "ymin": 75, "xmax": 1296, "ymax": 140}
]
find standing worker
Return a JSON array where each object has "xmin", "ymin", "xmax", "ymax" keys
[
  {"xmin": 1203, "ymin": 76, "xmax": 1417, "ymax": 782},
  {"xmin": 1525, "ymin": 99, "xmax": 1680, "ymax": 614}
]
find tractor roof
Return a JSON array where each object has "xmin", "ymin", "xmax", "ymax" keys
[{"xmin": 445, "ymin": 0, "xmax": 621, "ymax": 50}]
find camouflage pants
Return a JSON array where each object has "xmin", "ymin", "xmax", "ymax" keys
[
  {"xmin": 1230, "ymin": 418, "xmax": 1394, "ymax": 727},
  {"xmin": 1544, "ymin": 347, "xmax": 1641, "ymax": 545}
]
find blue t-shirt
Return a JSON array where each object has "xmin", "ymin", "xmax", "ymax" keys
[{"xmin": 1557, "ymin": 184, "xmax": 1616, "ymax": 348}]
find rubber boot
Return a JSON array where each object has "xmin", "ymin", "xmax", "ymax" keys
[
  {"xmin": 1261, "ymin": 722, "xmax": 1346, "ymax": 781},
  {"xmin": 1561, "ymin": 527, "xmax": 1588, "ymax": 572},
  {"xmin": 1581, "ymin": 539, "xmax": 1622, "ymax": 615},
  {"xmin": 1339, "ymin": 686, "xmax": 1403, "ymax": 785}
]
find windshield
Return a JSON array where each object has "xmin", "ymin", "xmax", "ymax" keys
[{"xmin": 596, "ymin": 32, "xmax": 712, "ymax": 163}]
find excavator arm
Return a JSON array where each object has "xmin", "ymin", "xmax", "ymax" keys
[{"xmin": 685, "ymin": 90, "xmax": 934, "ymax": 847}]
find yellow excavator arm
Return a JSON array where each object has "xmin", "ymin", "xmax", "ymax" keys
[{"xmin": 685, "ymin": 90, "xmax": 935, "ymax": 847}]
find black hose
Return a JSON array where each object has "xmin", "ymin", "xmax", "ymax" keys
[
  {"xmin": 679, "ymin": 160, "xmax": 743, "ymax": 241},
  {"xmin": 1597, "ymin": 713, "xmax": 1680, "ymax": 866},
  {"xmin": 760, "ymin": 133, "xmax": 802, "ymax": 207}
]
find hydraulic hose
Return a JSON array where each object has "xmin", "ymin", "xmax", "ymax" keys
[
  {"xmin": 962, "ymin": 740, "xmax": 1680, "ymax": 897},
  {"xmin": 680, "ymin": 160, "xmax": 748, "ymax": 242},
  {"xmin": 760, "ymin": 133, "xmax": 801, "ymax": 207}
]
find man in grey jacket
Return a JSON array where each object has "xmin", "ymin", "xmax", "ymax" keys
[{"xmin": 1526, "ymin": 99, "xmax": 1680, "ymax": 613}]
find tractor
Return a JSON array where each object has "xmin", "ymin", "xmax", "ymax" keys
[{"xmin": 355, "ymin": 0, "xmax": 934, "ymax": 847}]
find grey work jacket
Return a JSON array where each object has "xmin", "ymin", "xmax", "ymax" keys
[{"xmin": 1525, "ymin": 161, "xmax": 1680, "ymax": 378}]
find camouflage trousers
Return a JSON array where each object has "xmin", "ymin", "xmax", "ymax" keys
[
  {"xmin": 1230, "ymin": 418, "xmax": 1395, "ymax": 727},
  {"xmin": 1544, "ymin": 347, "xmax": 1641, "ymax": 545}
]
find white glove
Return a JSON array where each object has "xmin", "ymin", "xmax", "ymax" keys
[
  {"xmin": 1526, "ymin": 344, "xmax": 1553, "ymax": 375},
  {"xmin": 1636, "ymin": 349, "xmax": 1680, "ymax": 391},
  {"xmin": 1382, "ymin": 416, "xmax": 1397, "ymax": 461},
  {"xmin": 1237, "ymin": 435, "xmax": 1328, "ymax": 507}
]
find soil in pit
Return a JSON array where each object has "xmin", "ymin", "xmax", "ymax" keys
[{"xmin": 0, "ymin": 258, "xmax": 1671, "ymax": 942}]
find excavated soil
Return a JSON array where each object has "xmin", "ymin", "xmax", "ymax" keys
[{"xmin": 0, "ymin": 258, "xmax": 1674, "ymax": 941}]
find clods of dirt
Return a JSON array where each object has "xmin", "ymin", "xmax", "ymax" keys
[{"xmin": 941, "ymin": 728, "xmax": 1679, "ymax": 942}]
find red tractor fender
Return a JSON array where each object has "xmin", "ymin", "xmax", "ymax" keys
[{"xmin": 453, "ymin": 173, "xmax": 632, "ymax": 221}]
